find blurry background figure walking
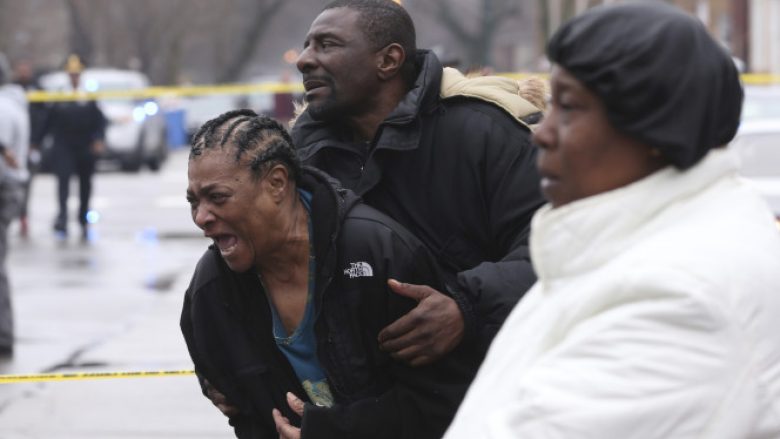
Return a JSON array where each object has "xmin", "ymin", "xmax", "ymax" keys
[
  {"xmin": 0, "ymin": 52, "xmax": 30, "ymax": 358},
  {"xmin": 34, "ymin": 54, "xmax": 106, "ymax": 241},
  {"xmin": 273, "ymin": 69, "xmax": 296, "ymax": 127},
  {"xmin": 11, "ymin": 59, "xmax": 45, "ymax": 239}
]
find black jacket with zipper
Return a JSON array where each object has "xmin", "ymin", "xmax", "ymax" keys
[
  {"xmin": 291, "ymin": 50, "xmax": 546, "ymax": 351},
  {"xmin": 180, "ymin": 167, "xmax": 480, "ymax": 439}
]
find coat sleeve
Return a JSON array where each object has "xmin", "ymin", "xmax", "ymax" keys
[
  {"xmin": 31, "ymin": 103, "xmax": 53, "ymax": 146},
  {"xmin": 454, "ymin": 117, "xmax": 545, "ymax": 347},
  {"xmin": 180, "ymin": 256, "xmax": 278, "ymax": 439},
  {"xmin": 90, "ymin": 102, "xmax": 107, "ymax": 142},
  {"xmin": 301, "ymin": 224, "xmax": 479, "ymax": 439}
]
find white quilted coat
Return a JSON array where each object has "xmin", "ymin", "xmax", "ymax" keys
[{"xmin": 445, "ymin": 149, "xmax": 780, "ymax": 439}]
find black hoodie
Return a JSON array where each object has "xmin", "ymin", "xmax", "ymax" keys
[{"xmin": 181, "ymin": 167, "xmax": 480, "ymax": 439}]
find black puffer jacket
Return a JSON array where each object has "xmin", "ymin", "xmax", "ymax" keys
[
  {"xmin": 35, "ymin": 99, "xmax": 106, "ymax": 152},
  {"xmin": 181, "ymin": 167, "xmax": 479, "ymax": 439},
  {"xmin": 291, "ymin": 50, "xmax": 546, "ymax": 349}
]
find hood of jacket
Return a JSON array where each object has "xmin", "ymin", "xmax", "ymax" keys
[
  {"xmin": 439, "ymin": 68, "xmax": 544, "ymax": 129},
  {"xmin": 299, "ymin": 165, "xmax": 362, "ymax": 267}
]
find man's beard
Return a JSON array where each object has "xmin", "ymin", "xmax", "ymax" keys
[{"xmin": 306, "ymin": 96, "xmax": 343, "ymax": 122}]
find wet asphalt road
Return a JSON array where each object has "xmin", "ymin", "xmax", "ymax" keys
[{"xmin": 0, "ymin": 149, "xmax": 232, "ymax": 438}]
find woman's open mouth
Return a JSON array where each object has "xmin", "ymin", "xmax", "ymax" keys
[{"xmin": 215, "ymin": 234, "xmax": 238, "ymax": 256}]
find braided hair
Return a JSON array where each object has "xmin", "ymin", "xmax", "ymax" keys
[{"xmin": 189, "ymin": 109, "xmax": 302, "ymax": 183}]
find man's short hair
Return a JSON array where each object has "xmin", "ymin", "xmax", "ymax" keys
[{"xmin": 323, "ymin": 0, "xmax": 418, "ymax": 86}]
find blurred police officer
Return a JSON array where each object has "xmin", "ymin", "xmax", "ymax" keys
[{"xmin": 35, "ymin": 55, "xmax": 106, "ymax": 240}]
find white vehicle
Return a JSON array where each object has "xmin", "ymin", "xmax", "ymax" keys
[
  {"xmin": 39, "ymin": 68, "xmax": 168, "ymax": 172},
  {"xmin": 180, "ymin": 94, "xmax": 238, "ymax": 141},
  {"xmin": 730, "ymin": 85, "xmax": 780, "ymax": 224}
]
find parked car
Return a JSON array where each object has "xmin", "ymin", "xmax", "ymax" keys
[
  {"xmin": 179, "ymin": 94, "xmax": 238, "ymax": 142},
  {"xmin": 39, "ymin": 68, "xmax": 168, "ymax": 172},
  {"xmin": 730, "ymin": 85, "xmax": 780, "ymax": 225}
]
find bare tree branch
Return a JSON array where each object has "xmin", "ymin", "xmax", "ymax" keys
[
  {"xmin": 434, "ymin": 0, "xmax": 474, "ymax": 44},
  {"xmin": 414, "ymin": 0, "xmax": 524, "ymax": 68},
  {"xmin": 216, "ymin": 0, "xmax": 286, "ymax": 83},
  {"xmin": 115, "ymin": 0, "xmax": 203, "ymax": 83},
  {"xmin": 64, "ymin": 0, "xmax": 95, "ymax": 63}
]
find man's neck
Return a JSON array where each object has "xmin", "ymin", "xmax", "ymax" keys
[
  {"xmin": 346, "ymin": 82, "xmax": 409, "ymax": 143},
  {"xmin": 347, "ymin": 112, "xmax": 388, "ymax": 143}
]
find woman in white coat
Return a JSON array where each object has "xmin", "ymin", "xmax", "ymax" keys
[{"xmin": 444, "ymin": 3, "xmax": 780, "ymax": 438}]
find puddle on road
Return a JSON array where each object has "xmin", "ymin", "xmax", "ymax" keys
[
  {"xmin": 53, "ymin": 279, "xmax": 89, "ymax": 289},
  {"xmin": 58, "ymin": 257, "xmax": 95, "ymax": 269}
]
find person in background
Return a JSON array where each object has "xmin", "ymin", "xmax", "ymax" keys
[
  {"xmin": 181, "ymin": 110, "xmax": 481, "ymax": 439},
  {"xmin": 272, "ymin": 69, "xmax": 296, "ymax": 128},
  {"xmin": 12, "ymin": 58, "xmax": 45, "ymax": 238},
  {"xmin": 291, "ymin": 0, "xmax": 545, "ymax": 367},
  {"xmin": 444, "ymin": 3, "xmax": 780, "ymax": 438},
  {"xmin": 0, "ymin": 52, "xmax": 30, "ymax": 357},
  {"xmin": 34, "ymin": 54, "xmax": 106, "ymax": 240}
]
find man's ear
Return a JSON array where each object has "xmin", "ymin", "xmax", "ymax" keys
[{"xmin": 377, "ymin": 43, "xmax": 405, "ymax": 81}]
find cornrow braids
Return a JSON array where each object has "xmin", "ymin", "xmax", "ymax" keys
[
  {"xmin": 220, "ymin": 115, "xmax": 254, "ymax": 147},
  {"xmin": 190, "ymin": 109, "xmax": 257, "ymax": 157},
  {"xmin": 189, "ymin": 109, "xmax": 302, "ymax": 183}
]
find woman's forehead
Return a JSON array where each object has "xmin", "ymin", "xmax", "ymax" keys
[
  {"xmin": 550, "ymin": 66, "xmax": 585, "ymax": 93},
  {"xmin": 189, "ymin": 149, "xmax": 245, "ymax": 180}
]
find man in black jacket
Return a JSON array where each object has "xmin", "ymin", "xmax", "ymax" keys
[
  {"xmin": 181, "ymin": 110, "xmax": 479, "ymax": 438},
  {"xmin": 292, "ymin": 0, "xmax": 545, "ymax": 364},
  {"xmin": 34, "ymin": 54, "xmax": 106, "ymax": 239}
]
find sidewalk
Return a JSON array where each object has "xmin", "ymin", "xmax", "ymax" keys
[{"xmin": 0, "ymin": 269, "xmax": 231, "ymax": 438}]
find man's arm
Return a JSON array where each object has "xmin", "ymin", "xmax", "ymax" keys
[
  {"xmin": 379, "ymin": 120, "xmax": 544, "ymax": 364},
  {"xmin": 90, "ymin": 103, "xmax": 107, "ymax": 155},
  {"xmin": 457, "ymin": 124, "xmax": 543, "ymax": 343},
  {"xmin": 0, "ymin": 142, "xmax": 19, "ymax": 169},
  {"xmin": 377, "ymin": 280, "xmax": 465, "ymax": 366}
]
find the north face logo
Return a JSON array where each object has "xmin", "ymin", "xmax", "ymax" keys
[{"xmin": 343, "ymin": 262, "xmax": 374, "ymax": 278}]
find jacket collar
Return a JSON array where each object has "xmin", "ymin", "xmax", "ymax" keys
[
  {"xmin": 300, "ymin": 166, "xmax": 360, "ymax": 284},
  {"xmin": 530, "ymin": 149, "xmax": 738, "ymax": 284},
  {"xmin": 384, "ymin": 49, "xmax": 443, "ymax": 125},
  {"xmin": 439, "ymin": 67, "xmax": 539, "ymax": 129}
]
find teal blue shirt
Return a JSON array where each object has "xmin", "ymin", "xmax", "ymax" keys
[{"xmin": 267, "ymin": 189, "xmax": 334, "ymax": 407}]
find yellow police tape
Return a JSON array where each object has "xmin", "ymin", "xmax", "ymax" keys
[
  {"xmin": 0, "ymin": 369, "xmax": 195, "ymax": 384},
  {"xmin": 27, "ymin": 73, "xmax": 780, "ymax": 103},
  {"xmin": 26, "ymin": 82, "xmax": 305, "ymax": 103}
]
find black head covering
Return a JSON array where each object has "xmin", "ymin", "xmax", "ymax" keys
[{"xmin": 547, "ymin": 2, "xmax": 743, "ymax": 169}]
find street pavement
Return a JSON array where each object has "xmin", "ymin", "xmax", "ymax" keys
[{"xmin": 0, "ymin": 149, "xmax": 233, "ymax": 438}]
